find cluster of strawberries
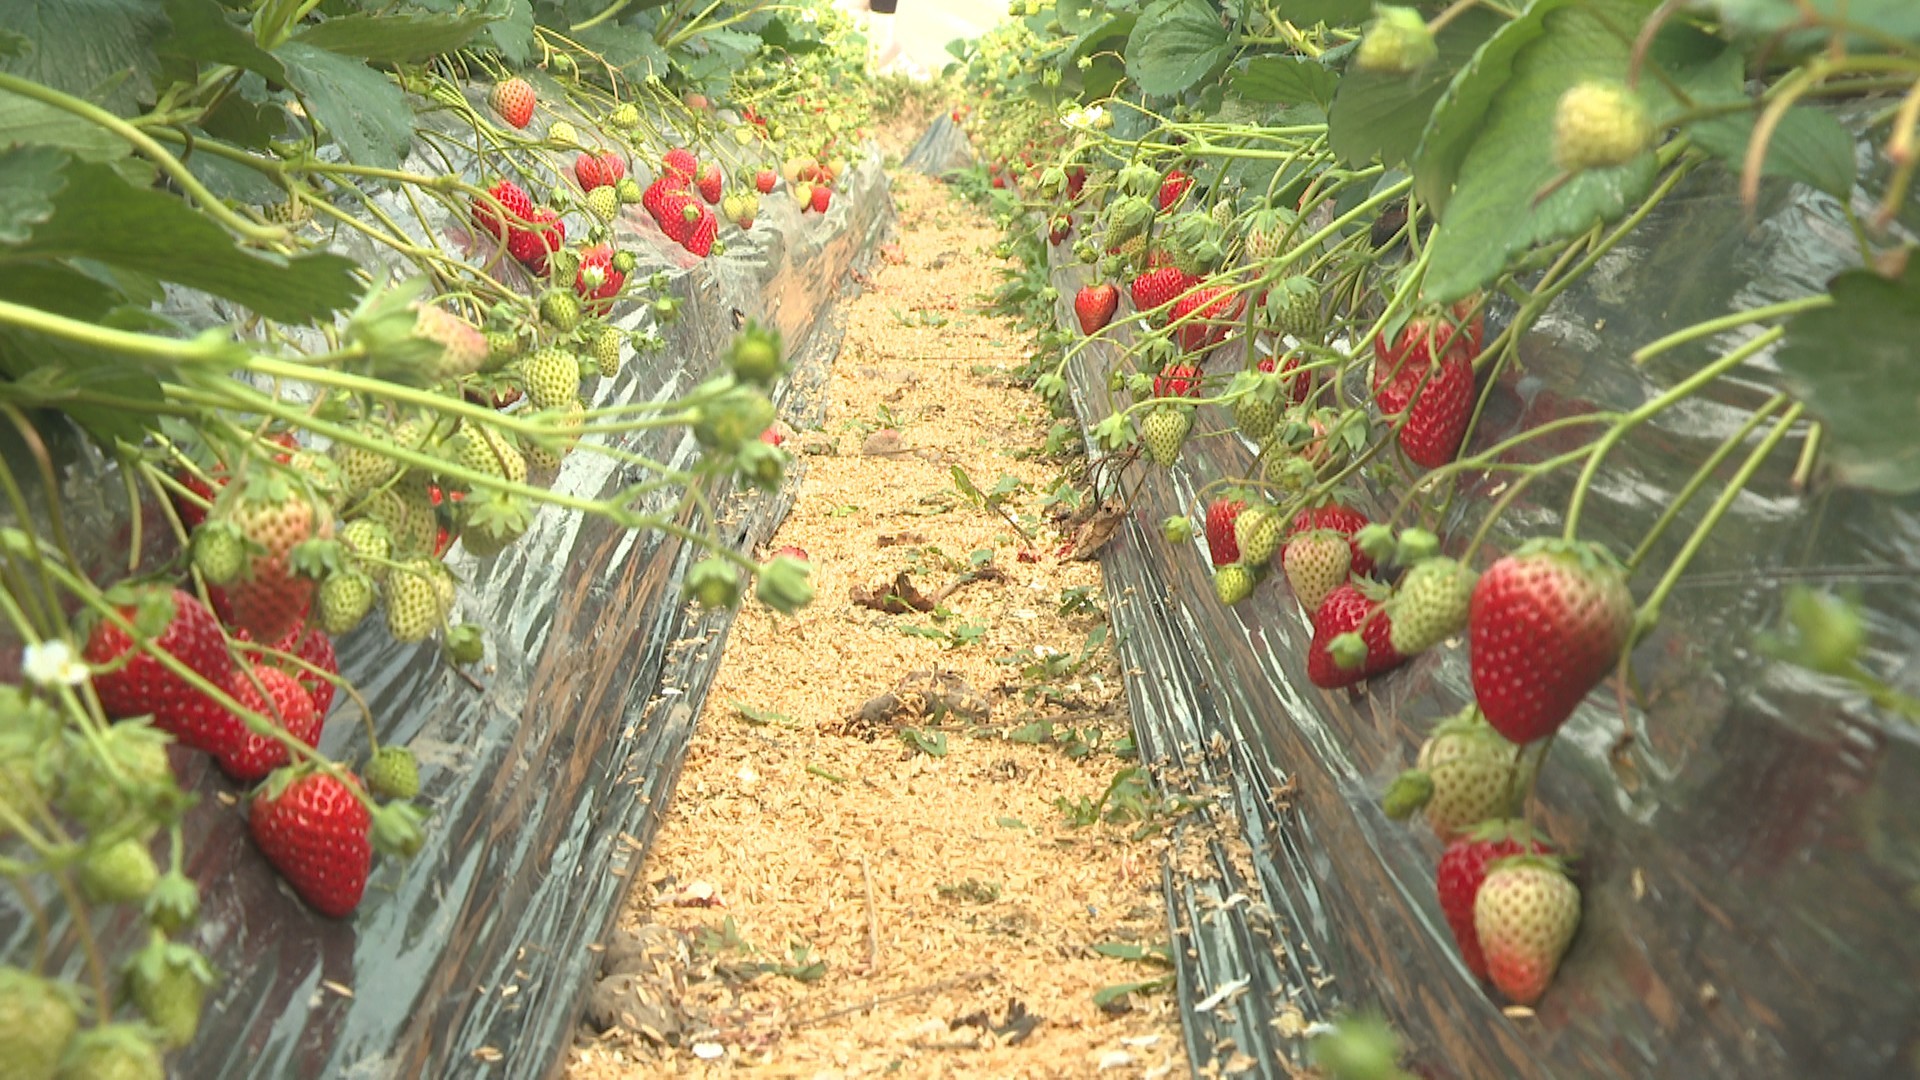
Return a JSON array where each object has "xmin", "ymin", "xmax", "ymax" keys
[
  {"xmin": 470, "ymin": 178, "xmax": 629, "ymax": 311},
  {"xmin": 641, "ymin": 147, "xmax": 726, "ymax": 257}
]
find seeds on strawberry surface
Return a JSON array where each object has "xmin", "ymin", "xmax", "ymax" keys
[
  {"xmin": 487, "ymin": 77, "xmax": 535, "ymax": 129},
  {"xmin": 1469, "ymin": 539, "xmax": 1633, "ymax": 744},
  {"xmin": 1474, "ymin": 855, "xmax": 1581, "ymax": 1005},
  {"xmin": 250, "ymin": 767, "xmax": 373, "ymax": 918}
]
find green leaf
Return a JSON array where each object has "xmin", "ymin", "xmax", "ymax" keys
[
  {"xmin": 13, "ymin": 160, "xmax": 362, "ymax": 324},
  {"xmin": 1419, "ymin": 4, "xmax": 1744, "ymax": 302},
  {"xmin": 160, "ymin": 0, "xmax": 285, "ymax": 81},
  {"xmin": 1126, "ymin": 0, "xmax": 1233, "ymax": 98},
  {"xmin": 481, "ymin": 0, "xmax": 536, "ymax": 64},
  {"xmin": 0, "ymin": 256, "xmax": 162, "ymax": 446},
  {"xmin": 1777, "ymin": 266, "xmax": 1920, "ymax": 494},
  {"xmin": 1283, "ymin": 0, "xmax": 1371, "ymax": 23},
  {"xmin": 1057, "ymin": 0, "xmax": 1104, "ymax": 34},
  {"xmin": 571, "ymin": 24, "xmax": 671, "ymax": 82},
  {"xmin": 1327, "ymin": 7, "xmax": 1505, "ymax": 170},
  {"xmin": 0, "ymin": 0, "xmax": 167, "ymax": 116},
  {"xmin": 1687, "ymin": 104, "xmax": 1856, "ymax": 202},
  {"xmin": 1232, "ymin": 55, "xmax": 1338, "ymax": 108},
  {"xmin": 901, "ymin": 728, "xmax": 948, "ymax": 757},
  {"xmin": 274, "ymin": 41, "xmax": 413, "ymax": 168},
  {"xmin": 295, "ymin": 9, "xmax": 500, "ymax": 62},
  {"xmin": 1092, "ymin": 976, "xmax": 1173, "ymax": 1008},
  {"xmin": 0, "ymin": 146, "xmax": 69, "ymax": 245},
  {"xmin": 1690, "ymin": 0, "xmax": 1920, "ymax": 45},
  {"xmin": 0, "ymin": 82, "xmax": 143, "ymax": 168}
]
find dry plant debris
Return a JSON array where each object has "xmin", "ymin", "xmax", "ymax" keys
[{"xmin": 566, "ymin": 173, "xmax": 1186, "ymax": 1078}]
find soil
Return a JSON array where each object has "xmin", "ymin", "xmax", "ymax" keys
[{"xmin": 564, "ymin": 172, "xmax": 1187, "ymax": 1077}]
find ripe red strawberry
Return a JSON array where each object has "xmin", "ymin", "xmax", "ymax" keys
[
  {"xmin": 1469, "ymin": 539, "xmax": 1633, "ymax": 743},
  {"xmin": 1171, "ymin": 285, "xmax": 1242, "ymax": 352},
  {"xmin": 1158, "ymin": 168, "xmax": 1193, "ymax": 211},
  {"xmin": 1152, "ymin": 363, "xmax": 1203, "ymax": 399},
  {"xmin": 1130, "ymin": 266, "xmax": 1197, "ymax": 319},
  {"xmin": 488, "ymin": 78, "xmax": 535, "ymax": 129},
  {"xmin": 1074, "ymin": 283, "xmax": 1118, "ymax": 334},
  {"xmin": 84, "ymin": 587, "xmax": 236, "ymax": 751},
  {"xmin": 273, "ymin": 625, "xmax": 337, "ymax": 717},
  {"xmin": 506, "ymin": 208, "xmax": 565, "ymax": 274},
  {"xmin": 1066, "ymin": 165, "xmax": 1088, "ymax": 199},
  {"xmin": 810, "ymin": 185, "xmax": 832, "ymax": 214},
  {"xmin": 641, "ymin": 176, "xmax": 685, "ymax": 222},
  {"xmin": 755, "ymin": 168, "xmax": 777, "ymax": 194},
  {"xmin": 1280, "ymin": 528, "xmax": 1351, "ymax": 613},
  {"xmin": 663, "ymin": 147, "xmax": 698, "ymax": 181},
  {"xmin": 574, "ymin": 243, "xmax": 626, "ymax": 311},
  {"xmin": 1305, "ymin": 582, "xmax": 1405, "ymax": 689},
  {"xmin": 596, "ymin": 153, "xmax": 627, "ymax": 186},
  {"xmin": 1204, "ymin": 497, "xmax": 1244, "ymax": 566},
  {"xmin": 573, "ymin": 152, "xmax": 610, "ymax": 191},
  {"xmin": 1257, "ymin": 352, "xmax": 1314, "ymax": 406},
  {"xmin": 1285, "ymin": 504, "xmax": 1376, "ymax": 577},
  {"xmin": 683, "ymin": 207, "xmax": 719, "ymax": 257},
  {"xmin": 1475, "ymin": 855, "xmax": 1581, "ymax": 1005},
  {"xmin": 1372, "ymin": 301, "xmax": 1485, "ymax": 414},
  {"xmin": 214, "ymin": 663, "xmax": 321, "ymax": 782},
  {"xmin": 249, "ymin": 767, "xmax": 372, "ymax": 918},
  {"xmin": 696, "ymin": 164, "xmax": 722, "ymax": 205},
  {"xmin": 1379, "ymin": 351, "xmax": 1476, "ymax": 469},
  {"xmin": 654, "ymin": 186, "xmax": 696, "ymax": 243},
  {"xmin": 1049, "ymin": 216, "xmax": 1072, "ymax": 245},
  {"xmin": 213, "ymin": 475, "xmax": 331, "ymax": 646},
  {"xmin": 470, "ymin": 179, "xmax": 533, "ymax": 240},
  {"xmin": 1437, "ymin": 821, "xmax": 1553, "ymax": 979}
]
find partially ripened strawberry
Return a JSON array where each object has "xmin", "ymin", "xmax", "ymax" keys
[
  {"xmin": 210, "ymin": 474, "xmax": 331, "ymax": 645},
  {"xmin": 1474, "ymin": 855, "xmax": 1581, "ymax": 1005},
  {"xmin": 1410, "ymin": 704, "xmax": 1530, "ymax": 839},
  {"xmin": 1171, "ymin": 284, "xmax": 1243, "ymax": 353},
  {"xmin": 1306, "ymin": 581, "xmax": 1404, "ymax": 689},
  {"xmin": 755, "ymin": 168, "xmax": 777, "ymax": 194},
  {"xmin": 1469, "ymin": 539, "xmax": 1633, "ymax": 743},
  {"xmin": 1075, "ymin": 283, "xmax": 1118, "ymax": 334},
  {"xmin": 214, "ymin": 663, "xmax": 321, "ymax": 782},
  {"xmin": 1129, "ymin": 266, "xmax": 1197, "ymax": 320},
  {"xmin": 84, "ymin": 587, "xmax": 236, "ymax": 752},
  {"xmin": 1280, "ymin": 528, "xmax": 1351, "ymax": 613},
  {"xmin": 1437, "ymin": 821, "xmax": 1552, "ymax": 979},
  {"xmin": 1152, "ymin": 363, "xmax": 1203, "ymax": 399},
  {"xmin": 1388, "ymin": 557, "xmax": 1478, "ymax": 655},
  {"xmin": 250, "ymin": 767, "xmax": 373, "ymax": 918},
  {"xmin": 470, "ymin": 179, "xmax": 533, "ymax": 240},
  {"xmin": 487, "ymin": 77, "xmax": 535, "ymax": 129},
  {"xmin": 1286, "ymin": 503, "xmax": 1376, "ymax": 578},
  {"xmin": 1204, "ymin": 497, "xmax": 1244, "ymax": 566},
  {"xmin": 1158, "ymin": 168, "xmax": 1193, "ymax": 211}
]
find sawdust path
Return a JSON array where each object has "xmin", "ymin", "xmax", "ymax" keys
[{"xmin": 565, "ymin": 173, "xmax": 1186, "ymax": 1077}]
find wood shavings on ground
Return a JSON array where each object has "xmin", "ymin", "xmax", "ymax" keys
[{"xmin": 566, "ymin": 173, "xmax": 1186, "ymax": 1078}]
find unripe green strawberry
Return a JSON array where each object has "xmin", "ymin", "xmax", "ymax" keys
[
  {"xmin": 331, "ymin": 428, "xmax": 399, "ymax": 496},
  {"xmin": 1103, "ymin": 194, "xmax": 1154, "ymax": 247},
  {"xmin": 384, "ymin": 558, "xmax": 443, "ymax": 643},
  {"xmin": 264, "ymin": 197, "xmax": 311, "ymax": 226},
  {"xmin": 1214, "ymin": 562, "xmax": 1255, "ymax": 606},
  {"xmin": 56, "ymin": 1024, "xmax": 165, "ymax": 1080},
  {"xmin": 609, "ymin": 102, "xmax": 640, "ymax": 128},
  {"xmin": 1233, "ymin": 503, "xmax": 1283, "ymax": 566},
  {"xmin": 614, "ymin": 176, "xmax": 644, "ymax": 205},
  {"xmin": 684, "ymin": 556, "xmax": 741, "ymax": 608},
  {"xmin": 612, "ymin": 249, "xmax": 638, "ymax": 273},
  {"xmin": 1242, "ymin": 205, "xmax": 1297, "ymax": 262},
  {"xmin": 366, "ymin": 745, "xmax": 421, "ymax": 799},
  {"xmin": 1281, "ymin": 528, "xmax": 1351, "ymax": 613},
  {"xmin": 540, "ymin": 290, "xmax": 582, "ymax": 332},
  {"xmin": 520, "ymin": 346, "xmax": 582, "ymax": 411},
  {"xmin": 1233, "ymin": 379, "xmax": 1280, "ymax": 441},
  {"xmin": 1210, "ymin": 198, "xmax": 1234, "ymax": 230},
  {"xmin": 1355, "ymin": 5, "xmax": 1438, "ymax": 74},
  {"xmin": 126, "ymin": 938, "xmax": 214, "ymax": 1049},
  {"xmin": 721, "ymin": 191, "xmax": 749, "ymax": 224},
  {"xmin": 458, "ymin": 490, "xmax": 535, "ymax": 557},
  {"xmin": 191, "ymin": 521, "xmax": 246, "ymax": 585},
  {"xmin": 590, "ymin": 326, "xmax": 623, "ymax": 378},
  {"xmin": 484, "ymin": 331, "xmax": 523, "ymax": 369},
  {"xmin": 1411, "ymin": 704, "xmax": 1532, "ymax": 839},
  {"xmin": 318, "ymin": 570, "xmax": 376, "ymax": 635},
  {"xmin": 1474, "ymin": 855, "xmax": 1581, "ymax": 1005},
  {"xmin": 340, "ymin": 518, "xmax": 392, "ymax": 578},
  {"xmin": 53, "ymin": 720, "xmax": 173, "ymax": 835},
  {"xmin": 728, "ymin": 322, "xmax": 784, "ymax": 384},
  {"xmin": 1552, "ymin": 80, "xmax": 1654, "ymax": 172},
  {"xmin": 79, "ymin": 837, "xmax": 160, "ymax": 904},
  {"xmin": 546, "ymin": 119, "xmax": 577, "ymax": 145},
  {"xmin": 692, "ymin": 380, "xmax": 776, "ymax": 453},
  {"xmin": 1388, "ymin": 556, "xmax": 1478, "ymax": 655},
  {"xmin": 0, "ymin": 965, "xmax": 79, "ymax": 1080},
  {"xmin": 454, "ymin": 422, "xmax": 527, "ymax": 484},
  {"xmin": 1139, "ymin": 405, "xmax": 1190, "ymax": 467},
  {"xmin": 1266, "ymin": 276, "xmax": 1320, "ymax": 339}
]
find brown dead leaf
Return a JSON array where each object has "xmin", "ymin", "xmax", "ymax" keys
[{"xmin": 852, "ymin": 571, "xmax": 935, "ymax": 614}]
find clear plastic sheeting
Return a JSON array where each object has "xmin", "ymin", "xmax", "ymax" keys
[
  {"xmin": 0, "ymin": 91, "xmax": 894, "ymax": 1078},
  {"xmin": 904, "ymin": 113, "xmax": 976, "ymax": 177},
  {"xmin": 1053, "ymin": 162, "xmax": 1920, "ymax": 1078}
]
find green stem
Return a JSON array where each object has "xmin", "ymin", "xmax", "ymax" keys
[{"xmin": 1627, "ymin": 393, "xmax": 1788, "ymax": 572}]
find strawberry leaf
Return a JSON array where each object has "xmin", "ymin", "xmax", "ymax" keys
[
  {"xmin": 1327, "ymin": 7, "xmax": 1505, "ymax": 171},
  {"xmin": 1125, "ymin": 0, "xmax": 1232, "ymax": 99},
  {"xmin": 0, "ymin": 0, "xmax": 166, "ymax": 115},
  {"xmin": 1777, "ymin": 263, "xmax": 1920, "ymax": 494},
  {"xmin": 272, "ymin": 42, "xmax": 413, "ymax": 169},
  {"xmin": 293, "ymin": 9, "xmax": 503, "ymax": 64}
]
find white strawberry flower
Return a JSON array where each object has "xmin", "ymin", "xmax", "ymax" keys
[{"xmin": 23, "ymin": 639, "xmax": 88, "ymax": 687}]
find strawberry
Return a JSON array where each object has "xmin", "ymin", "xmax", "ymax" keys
[
  {"xmin": 811, "ymin": 185, "xmax": 832, "ymax": 214},
  {"xmin": 1553, "ymin": 80, "xmax": 1653, "ymax": 172},
  {"xmin": 1409, "ymin": 704, "xmax": 1531, "ymax": 839},
  {"xmin": 127, "ymin": 938, "xmax": 214, "ymax": 1048},
  {"xmin": 470, "ymin": 179, "xmax": 533, "ymax": 240},
  {"xmin": 1437, "ymin": 821, "xmax": 1552, "ymax": 979},
  {"xmin": 1171, "ymin": 285, "xmax": 1242, "ymax": 352},
  {"xmin": 1066, "ymin": 165, "xmax": 1088, "ymax": 199},
  {"xmin": 574, "ymin": 152, "xmax": 609, "ymax": 191},
  {"xmin": 366, "ymin": 745, "xmax": 421, "ymax": 800},
  {"xmin": 317, "ymin": 571, "xmax": 375, "ymax": 636},
  {"xmin": 1372, "ymin": 301, "xmax": 1483, "ymax": 414},
  {"xmin": 755, "ymin": 168, "xmax": 777, "ymax": 194},
  {"xmin": 641, "ymin": 175, "xmax": 685, "ymax": 222},
  {"xmin": 1393, "ymin": 352, "xmax": 1475, "ymax": 468},
  {"xmin": 596, "ymin": 152, "xmax": 627, "ymax": 186},
  {"xmin": 1152, "ymin": 363, "xmax": 1203, "ymax": 399},
  {"xmin": 215, "ymin": 663, "xmax": 321, "ymax": 782},
  {"xmin": 584, "ymin": 186, "xmax": 619, "ymax": 222},
  {"xmin": 1355, "ymin": 5, "xmax": 1440, "ymax": 74},
  {"xmin": 1158, "ymin": 168, "xmax": 1193, "ymax": 211},
  {"xmin": 487, "ymin": 77, "xmax": 535, "ymax": 129},
  {"xmin": 1257, "ymin": 352, "xmax": 1315, "ymax": 406},
  {"xmin": 410, "ymin": 304, "xmax": 488, "ymax": 382},
  {"xmin": 1266, "ymin": 276, "xmax": 1320, "ymax": 340},
  {"xmin": 1387, "ymin": 557, "xmax": 1478, "ymax": 655},
  {"xmin": 279, "ymin": 625, "xmax": 337, "ymax": 716},
  {"xmin": 212, "ymin": 474, "xmax": 331, "ymax": 645},
  {"xmin": 250, "ymin": 767, "xmax": 373, "ymax": 918},
  {"xmin": 590, "ymin": 325, "xmax": 624, "ymax": 378},
  {"xmin": 654, "ymin": 186, "xmax": 696, "ymax": 244},
  {"xmin": 696, "ymin": 163, "xmax": 723, "ymax": 204},
  {"xmin": 1214, "ymin": 562, "xmax": 1255, "ymax": 606},
  {"xmin": 0, "ymin": 965, "xmax": 79, "ymax": 1079},
  {"xmin": 85, "ymin": 587, "xmax": 235, "ymax": 741},
  {"xmin": 1232, "ymin": 379, "xmax": 1279, "ymax": 441},
  {"xmin": 574, "ymin": 243, "xmax": 626, "ymax": 311},
  {"xmin": 1129, "ymin": 266, "xmax": 1197, "ymax": 320},
  {"xmin": 1280, "ymin": 528, "xmax": 1351, "ymax": 613},
  {"xmin": 1139, "ymin": 406, "xmax": 1190, "ymax": 467},
  {"xmin": 1305, "ymin": 582, "xmax": 1404, "ymax": 689},
  {"xmin": 507, "ymin": 208, "xmax": 565, "ymax": 275},
  {"xmin": 1233, "ymin": 502, "xmax": 1282, "ymax": 566},
  {"xmin": 77, "ymin": 836, "xmax": 159, "ymax": 903},
  {"xmin": 683, "ymin": 206, "xmax": 719, "ymax": 257},
  {"xmin": 1469, "ymin": 539, "xmax": 1633, "ymax": 743},
  {"xmin": 1204, "ymin": 497, "xmax": 1244, "ymax": 566},
  {"xmin": 48, "ymin": 1025, "xmax": 162, "ymax": 1080},
  {"xmin": 663, "ymin": 147, "xmax": 699, "ymax": 181},
  {"xmin": 1049, "ymin": 216, "xmax": 1072, "ymax": 245},
  {"xmin": 384, "ymin": 556, "xmax": 447, "ymax": 643},
  {"xmin": 1474, "ymin": 855, "xmax": 1581, "ymax": 1005},
  {"xmin": 1286, "ymin": 504, "xmax": 1376, "ymax": 577},
  {"xmin": 1075, "ymin": 283, "xmax": 1118, "ymax": 334}
]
